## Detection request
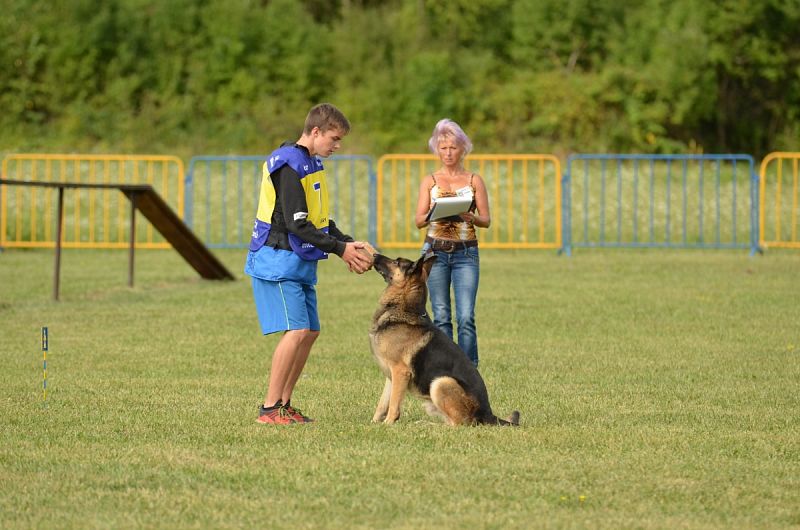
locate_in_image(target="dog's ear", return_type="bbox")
[410,253,426,273]
[410,251,436,278]
[420,251,436,281]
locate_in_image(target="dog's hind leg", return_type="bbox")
[422,399,447,422]
[489,411,521,426]
[430,377,479,426]
[372,378,392,423]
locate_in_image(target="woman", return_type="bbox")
[415,119,491,367]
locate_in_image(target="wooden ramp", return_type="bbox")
[121,185,234,280]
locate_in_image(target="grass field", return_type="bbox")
[1,247,799,529]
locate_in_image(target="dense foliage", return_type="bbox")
[2,0,798,158]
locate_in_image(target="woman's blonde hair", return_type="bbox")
[428,118,473,156]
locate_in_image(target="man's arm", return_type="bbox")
[273,166,347,256]
[274,166,371,272]
[328,219,353,243]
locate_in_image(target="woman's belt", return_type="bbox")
[425,236,478,252]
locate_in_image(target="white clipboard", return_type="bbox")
[425,196,475,222]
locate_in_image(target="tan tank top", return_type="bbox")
[426,174,477,241]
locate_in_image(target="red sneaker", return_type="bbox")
[256,405,297,425]
[284,404,314,423]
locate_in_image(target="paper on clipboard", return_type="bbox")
[425,195,475,222]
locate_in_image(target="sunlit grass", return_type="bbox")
[1,248,799,529]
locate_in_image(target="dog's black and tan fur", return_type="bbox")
[369,252,520,426]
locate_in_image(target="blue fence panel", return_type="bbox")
[562,154,759,255]
[184,155,377,249]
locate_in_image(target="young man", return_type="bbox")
[245,103,372,424]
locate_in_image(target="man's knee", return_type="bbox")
[298,329,320,343]
[285,328,319,343]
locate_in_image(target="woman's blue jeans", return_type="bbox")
[424,245,480,366]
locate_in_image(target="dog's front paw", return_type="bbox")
[382,411,400,425]
[372,413,387,423]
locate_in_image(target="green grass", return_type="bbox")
[1,247,799,529]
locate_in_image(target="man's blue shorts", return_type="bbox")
[251,276,320,335]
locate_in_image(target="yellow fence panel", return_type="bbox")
[760,152,800,249]
[1,154,184,249]
[376,154,561,249]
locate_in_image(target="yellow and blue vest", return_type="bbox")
[248,145,331,261]
[244,145,332,285]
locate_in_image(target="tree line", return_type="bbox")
[1,0,798,159]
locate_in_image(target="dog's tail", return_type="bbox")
[494,410,520,426]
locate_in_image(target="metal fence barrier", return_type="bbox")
[5,151,798,256]
[376,154,562,249]
[184,155,376,248]
[759,152,800,249]
[562,154,759,256]
[1,154,184,249]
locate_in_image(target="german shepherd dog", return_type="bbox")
[369,252,520,426]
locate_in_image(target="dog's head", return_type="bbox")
[373,251,436,284]
[372,252,436,311]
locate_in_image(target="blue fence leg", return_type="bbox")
[560,172,571,257]
[750,170,762,256]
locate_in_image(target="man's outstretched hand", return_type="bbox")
[341,241,377,274]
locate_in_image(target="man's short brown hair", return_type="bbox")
[304,103,351,135]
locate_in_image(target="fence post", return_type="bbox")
[368,158,377,246]
[184,163,195,231]
[561,169,572,256]
[750,167,761,255]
